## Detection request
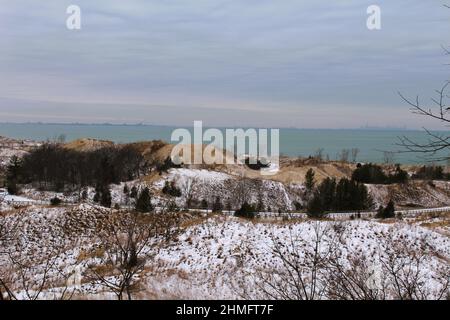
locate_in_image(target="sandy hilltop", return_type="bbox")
[1,136,449,209]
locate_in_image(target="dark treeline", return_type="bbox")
[412,165,450,180]
[307,177,373,216]
[352,163,408,184]
[8,143,148,192]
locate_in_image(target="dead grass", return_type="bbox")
[64,138,115,151]
[77,247,105,263]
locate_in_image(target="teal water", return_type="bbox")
[0,123,447,164]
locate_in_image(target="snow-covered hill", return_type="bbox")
[1,205,448,299]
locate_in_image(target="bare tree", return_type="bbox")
[4,251,75,300]
[397,7,450,161]
[0,215,76,300]
[327,250,388,300]
[86,211,180,300]
[242,222,449,300]
[250,222,338,300]
[380,235,449,300]
[181,177,198,210]
[383,151,395,164]
[314,148,324,161]
[327,232,449,300]
[351,148,360,163]
[398,82,450,161]
[0,213,16,300]
[339,149,350,163]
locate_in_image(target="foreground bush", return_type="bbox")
[235,202,256,219]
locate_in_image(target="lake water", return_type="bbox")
[0,123,447,164]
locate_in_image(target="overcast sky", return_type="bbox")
[0,0,449,128]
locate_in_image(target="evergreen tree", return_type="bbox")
[6,156,22,195]
[352,163,388,184]
[376,200,395,219]
[6,179,19,195]
[135,187,153,213]
[130,185,138,199]
[201,199,208,211]
[93,186,101,203]
[162,180,182,197]
[226,200,232,212]
[256,196,265,212]
[307,177,371,216]
[6,155,22,181]
[212,196,223,213]
[234,202,256,219]
[123,184,129,205]
[390,164,408,184]
[50,196,62,206]
[376,205,385,218]
[318,178,337,212]
[304,168,316,192]
[93,184,112,208]
[307,192,325,218]
[100,186,112,208]
[383,200,395,218]
[334,178,372,211]
[81,188,88,201]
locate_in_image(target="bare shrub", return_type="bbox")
[85,211,180,300]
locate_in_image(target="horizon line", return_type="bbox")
[0,121,424,131]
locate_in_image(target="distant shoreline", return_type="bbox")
[0,122,427,131]
[0,123,446,164]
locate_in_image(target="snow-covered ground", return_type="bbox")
[0,204,448,300]
[148,216,449,299]
[153,168,296,211]
[0,136,40,166]
[1,193,36,203]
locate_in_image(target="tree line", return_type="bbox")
[6,143,148,194]
[307,176,373,217]
[351,163,408,184]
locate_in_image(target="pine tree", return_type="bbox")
[226,200,232,212]
[93,184,112,208]
[6,155,22,181]
[305,168,316,192]
[100,186,112,208]
[234,202,256,219]
[6,156,22,195]
[383,200,395,218]
[201,199,208,211]
[376,201,395,219]
[256,196,265,212]
[6,179,19,195]
[123,184,129,205]
[135,187,153,213]
[212,196,223,213]
[130,186,138,199]
[376,205,384,218]
[80,188,87,200]
[93,186,101,203]
[162,180,181,197]
[307,193,324,218]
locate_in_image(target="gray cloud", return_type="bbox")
[0,0,448,128]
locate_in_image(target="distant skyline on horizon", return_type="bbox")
[1,1,449,129]
[0,121,433,132]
